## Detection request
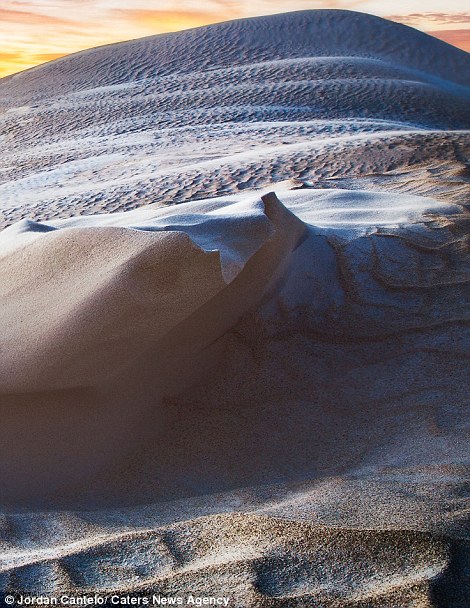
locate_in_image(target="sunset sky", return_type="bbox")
[1,1,469,78]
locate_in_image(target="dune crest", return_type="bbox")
[0,195,286,391]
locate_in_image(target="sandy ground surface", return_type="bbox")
[0,10,469,607]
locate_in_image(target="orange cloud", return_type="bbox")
[0,52,24,61]
[0,7,76,26]
[428,29,470,52]
[0,52,34,78]
[33,52,67,62]
[111,9,234,32]
[386,12,470,26]
[0,50,66,78]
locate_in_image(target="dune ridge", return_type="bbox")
[0,9,469,606]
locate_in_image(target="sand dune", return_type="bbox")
[0,9,469,606]
[0,11,469,227]
[0,195,286,391]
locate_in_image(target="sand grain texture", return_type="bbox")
[0,10,469,607]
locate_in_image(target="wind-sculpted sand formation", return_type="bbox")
[0,9,469,606]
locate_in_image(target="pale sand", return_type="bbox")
[0,9,469,606]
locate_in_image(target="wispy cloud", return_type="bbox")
[0,6,76,25]
[0,52,25,62]
[33,51,67,61]
[385,12,470,27]
[111,8,235,33]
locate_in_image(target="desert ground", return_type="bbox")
[0,10,469,607]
